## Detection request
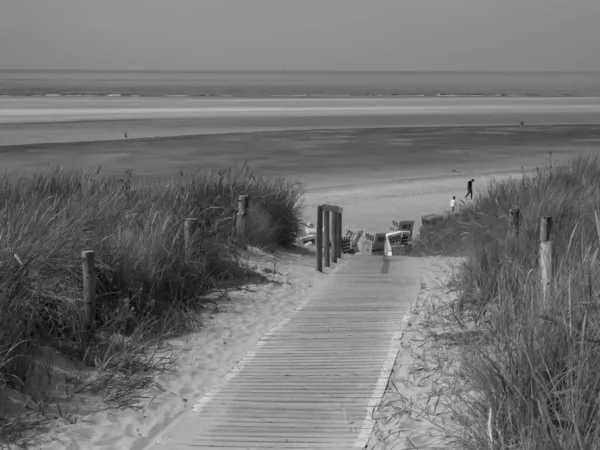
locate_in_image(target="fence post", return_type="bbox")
[337,211,343,259]
[324,210,331,268]
[236,195,249,249]
[509,208,520,236]
[540,216,553,301]
[81,250,96,333]
[316,205,323,272]
[184,218,195,262]
[332,212,338,264]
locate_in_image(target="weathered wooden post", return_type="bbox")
[184,218,195,262]
[509,208,520,236]
[324,210,331,268]
[540,216,553,301]
[337,211,343,259]
[81,250,96,333]
[236,195,249,249]
[332,212,338,264]
[316,205,323,272]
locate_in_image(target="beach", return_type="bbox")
[3,93,600,449]
[3,95,600,231]
[2,96,600,146]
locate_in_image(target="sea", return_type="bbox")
[1,70,600,98]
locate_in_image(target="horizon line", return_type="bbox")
[1,69,600,74]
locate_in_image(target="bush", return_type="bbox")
[418,154,600,449]
[0,164,304,440]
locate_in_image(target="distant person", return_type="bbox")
[125,132,128,139]
[450,196,456,213]
[520,120,525,127]
[465,179,474,199]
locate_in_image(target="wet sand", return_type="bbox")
[2,96,600,146]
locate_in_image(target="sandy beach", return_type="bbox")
[3,98,600,449]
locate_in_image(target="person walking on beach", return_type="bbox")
[124,132,128,139]
[450,196,456,213]
[465,179,474,199]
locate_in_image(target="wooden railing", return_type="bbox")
[316,204,343,272]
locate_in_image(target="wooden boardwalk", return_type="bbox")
[150,255,421,450]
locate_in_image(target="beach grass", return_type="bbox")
[417,153,600,449]
[0,163,304,443]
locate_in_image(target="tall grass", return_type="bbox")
[0,164,304,440]
[418,153,600,449]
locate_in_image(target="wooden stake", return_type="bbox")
[324,210,331,268]
[509,208,520,236]
[540,216,553,301]
[337,212,343,259]
[316,205,323,272]
[81,250,96,333]
[332,212,338,264]
[236,195,249,249]
[540,216,552,243]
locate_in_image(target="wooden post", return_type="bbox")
[316,205,323,272]
[337,212,343,259]
[236,195,249,249]
[324,210,331,268]
[540,216,553,301]
[184,218,194,262]
[332,212,338,264]
[540,216,552,242]
[81,250,96,333]
[509,208,520,236]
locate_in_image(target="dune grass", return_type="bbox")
[0,163,304,443]
[416,153,600,449]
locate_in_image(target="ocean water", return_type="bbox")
[1,70,600,98]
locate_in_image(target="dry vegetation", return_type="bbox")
[0,163,304,444]
[416,153,600,449]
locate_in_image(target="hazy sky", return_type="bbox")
[1,0,599,71]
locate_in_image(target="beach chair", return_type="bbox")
[343,228,364,253]
[350,229,364,253]
[391,219,415,240]
[361,229,376,255]
[385,230,411,256]
[341,237,352,254]
[371,232,388,255]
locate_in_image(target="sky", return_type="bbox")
[1,0,599,72]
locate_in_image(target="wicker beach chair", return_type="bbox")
[385,230,411,255]
[391,219,415,240]
[361,229,376,255]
